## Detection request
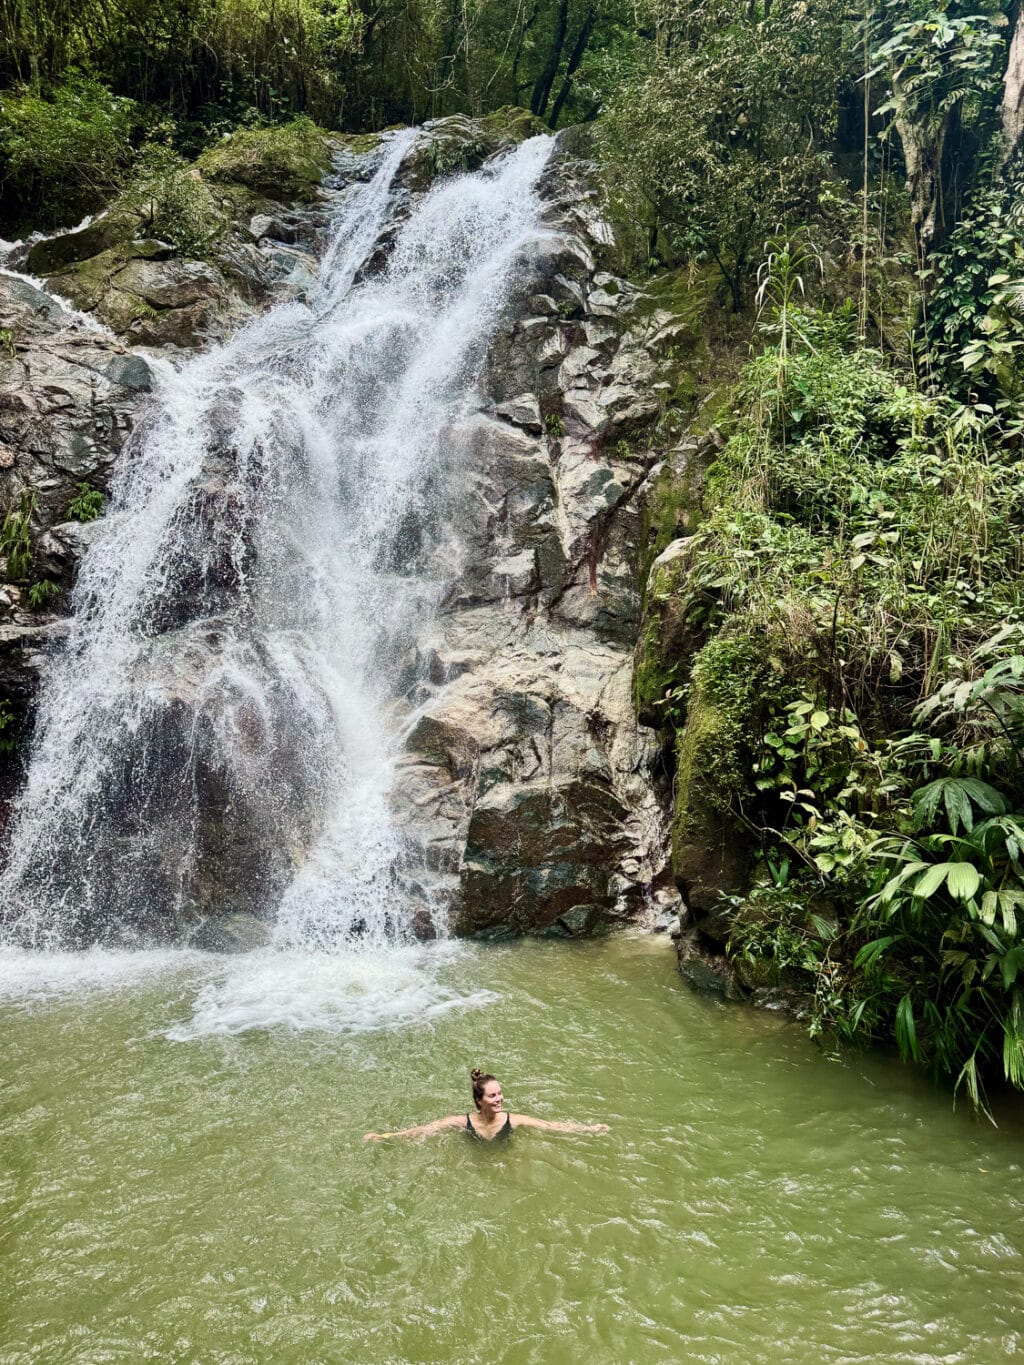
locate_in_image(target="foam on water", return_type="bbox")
[0,945,206,1007]
[164,944,500,1041]
[0,939,498,1040]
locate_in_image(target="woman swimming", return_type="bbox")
[363,1069,609,1142]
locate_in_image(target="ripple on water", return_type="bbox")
[3,937,1024,1365]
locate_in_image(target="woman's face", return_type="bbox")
[479,1081,503,1118]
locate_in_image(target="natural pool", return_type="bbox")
[2,934,1022,1363]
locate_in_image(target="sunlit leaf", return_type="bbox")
[946,862,982,901]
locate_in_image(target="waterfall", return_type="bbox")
[0,130,555,954]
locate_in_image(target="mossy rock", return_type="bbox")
[481,106,549,144]
[197,118,332,200]
[25,211,143,276]
[689,382,738,439]
[46,238,179,311]
[404,112,545,192]
[640,455,706,576]
[45,245,128,311]
[635,267,715,344]
[632,446,720,726]
[670,632,764,918]
[333,131,384,157]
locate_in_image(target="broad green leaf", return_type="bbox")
[946,862,982,901]
[953,1053,994,1122]
[944,781,972,834]
[854,936,895,968]
[809,914,837,941]
[913,862,952,899]
[958,779,1009,815]
[1002,950,1020,991]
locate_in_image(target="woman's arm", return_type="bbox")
[510,1115,609,1134]
[363,1115,465,1141]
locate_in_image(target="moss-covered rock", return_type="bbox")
[334,131,384,157]
[481,106,549,144]
[46,243,226,346]
[633,538,695,723]
[631,435,722,725]
[197,117,333,200]
[24,211,143,276]
[670,631,766,925]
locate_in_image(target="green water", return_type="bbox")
[2,934,1023,1364]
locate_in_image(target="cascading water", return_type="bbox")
[0,130,555,962]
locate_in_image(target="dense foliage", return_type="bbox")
[656,303,1024,1111]
[0,0,638,229]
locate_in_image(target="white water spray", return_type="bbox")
[0,130,554,957]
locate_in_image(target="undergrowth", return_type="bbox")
[657,284,1024,1115]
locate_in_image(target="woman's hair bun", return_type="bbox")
[470,1068,497,1108]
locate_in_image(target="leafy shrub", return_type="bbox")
[0,491,34,580]
[925,190,1024,407]
[0,699,19,755]
[0,74,137,228]
[856,773,1024,1115]
[115,144,226,257]
[26,578,61,611]
[650,270,1024,1104]
[66,482,105,523]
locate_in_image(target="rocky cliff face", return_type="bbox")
[0,116,692,943]
[390,140,688,938]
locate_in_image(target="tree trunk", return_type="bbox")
[530,0,569,119]
[548,4,597,128]
[1001,1,1024,166]
[892,106,948,252]
[511,1,541,105]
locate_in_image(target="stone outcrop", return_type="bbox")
[386,135,701,937]
[0,115,706,943]
[0,277,147,716]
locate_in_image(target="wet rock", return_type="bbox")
[0,273,146,665]
[192,911,273,953]
[675,930,743,999]
[104,354,153,392]
[23,213,143,276]
[35,520,103,586]
[0,616,69,699]
[249,213,302,243]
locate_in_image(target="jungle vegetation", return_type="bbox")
[2,0,1024,1110]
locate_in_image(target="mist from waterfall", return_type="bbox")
[0,130,554,956]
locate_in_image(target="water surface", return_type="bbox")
[2,935,1022,1363]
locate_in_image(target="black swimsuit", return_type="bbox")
[466,1113,512,1141]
